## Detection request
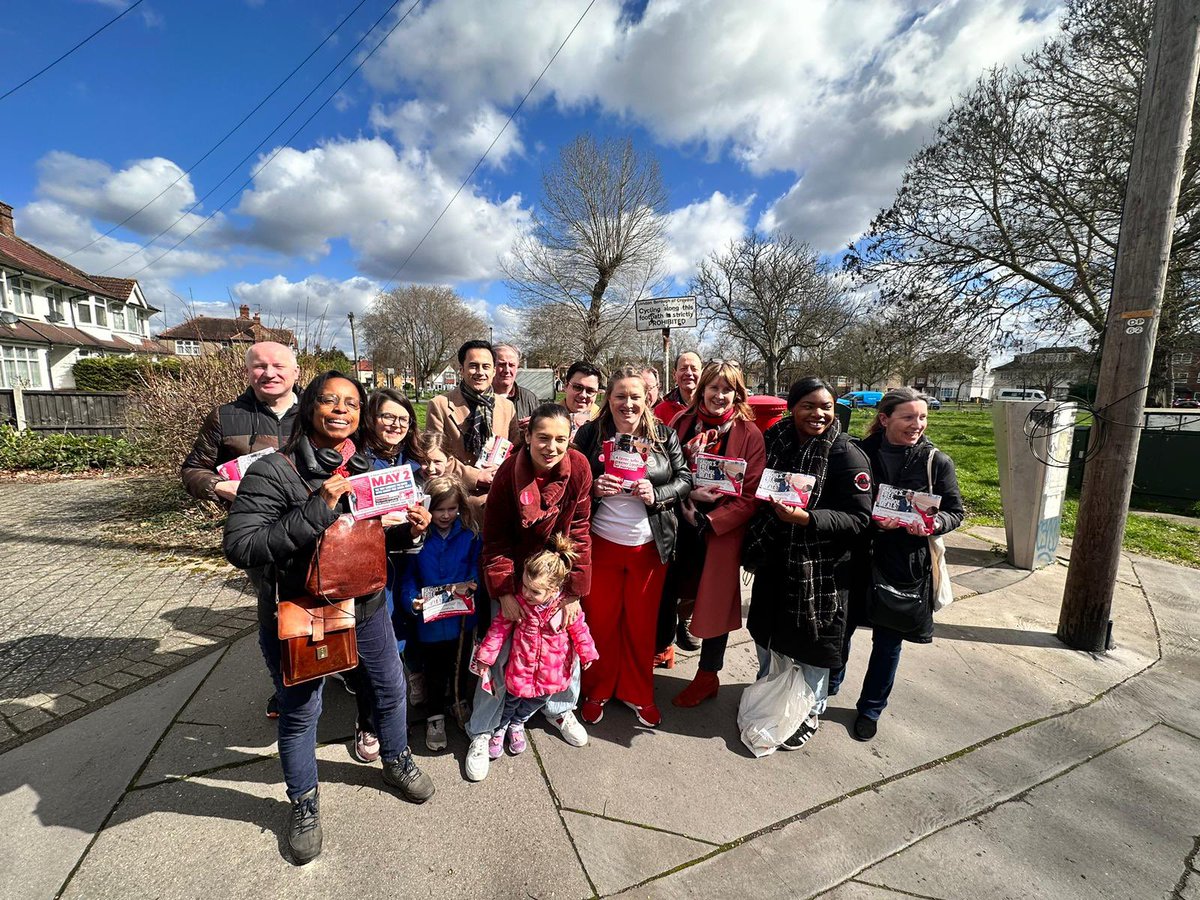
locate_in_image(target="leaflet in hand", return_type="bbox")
[475,435,512,468]
[603,434,652,491]
[872,484,941,528]
[347,465,421,520]
[216,446,275,481]
[694,452,747,496]
[755,468,816,508]
[420,582,476,622]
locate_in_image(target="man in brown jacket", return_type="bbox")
[425,340,518,503]
[181,341,301,504]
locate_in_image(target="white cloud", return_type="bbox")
[230,274,382,350]
[234,137,530,283]
[661,191,752,281]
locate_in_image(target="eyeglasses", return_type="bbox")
[377,413,409,426]
[315,394,361,410]
[568,381,599,396]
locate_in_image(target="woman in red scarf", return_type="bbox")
[669,361,766,707]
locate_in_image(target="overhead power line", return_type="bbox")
[119,0,424,278]
[0,0,149,103]
[65,0,374,260]
[377,0,598,294]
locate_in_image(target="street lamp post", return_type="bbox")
[347,312,359,375]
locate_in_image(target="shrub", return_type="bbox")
[72,356,182,391]
[0,424,147,472]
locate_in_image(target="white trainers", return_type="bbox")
[425,714,447,752]
[546,710,588,747]
[465,733,491,782]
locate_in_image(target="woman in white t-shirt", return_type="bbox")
[573,366,692,729]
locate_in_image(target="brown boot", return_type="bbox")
[672,670,719,707]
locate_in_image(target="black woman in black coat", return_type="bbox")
[224,371,434,865]
[829,387,964,743]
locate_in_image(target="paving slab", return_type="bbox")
[61,735,591,900]
[860,725,1200,900]
[0,650,219,900]
[561,810,714,896]
[815,882,921,899]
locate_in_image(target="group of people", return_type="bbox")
[181,339,963,865]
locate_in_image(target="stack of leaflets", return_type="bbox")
[755,468,816,508]
[603,434,652,491]
[419,582,476,622]
[475,435,512,467]
[347,464,421,520]
[694,452,748,496]
[216,446,275,481]
[872,484,941,528]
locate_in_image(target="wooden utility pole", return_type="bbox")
[1059,0,1200,651]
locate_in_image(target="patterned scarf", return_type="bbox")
[678,408,735,467]
[745,415,843,630]
[459,382,495,460]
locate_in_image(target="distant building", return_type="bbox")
[914,352,994,401]
[0,201,169,389]
[1170,346,1200,401]
[991,346,1095,399]
[156,305,295,357]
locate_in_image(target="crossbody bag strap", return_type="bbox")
[280,453,332,603]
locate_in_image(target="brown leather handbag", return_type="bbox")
[277,595,358,686]
[306,513,387,600]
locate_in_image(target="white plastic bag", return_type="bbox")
[737,650,816,758]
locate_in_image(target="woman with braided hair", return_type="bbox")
[742,377,873,751]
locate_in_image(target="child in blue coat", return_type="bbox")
[400,475,480,752]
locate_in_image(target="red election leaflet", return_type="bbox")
[694,452,747,496]
[347,464,421,520]
[419,582,476,622]
[603,434,650,491]
[872,484,941,529]
[216,447,275,481]
[755,468,816,508]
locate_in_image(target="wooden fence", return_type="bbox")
[0,388,128,436]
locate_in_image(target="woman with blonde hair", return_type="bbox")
[668,360,766,706]
[574,366,692,728]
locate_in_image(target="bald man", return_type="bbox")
[181,341,302,504]
[653,350,702,426]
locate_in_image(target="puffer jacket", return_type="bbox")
[400,519,480,644]
[474,595,599,698]
[574,419,692,564]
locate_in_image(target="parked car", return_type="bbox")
[836,390,883,408]
[925,396,942,410]
[995,388,1048,401]
[1172,398,1200,408]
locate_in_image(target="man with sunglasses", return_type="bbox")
[562,360,603,436]
[653,351,702,426]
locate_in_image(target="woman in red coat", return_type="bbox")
[670,360,766,707]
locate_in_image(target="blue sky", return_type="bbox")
[0,0,1061,352]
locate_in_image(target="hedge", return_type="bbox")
[0,424,147,472]
[72,356,182,391]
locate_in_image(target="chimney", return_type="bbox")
[253,312,261,324]
[238,303,250,319]
[0,202,14,239]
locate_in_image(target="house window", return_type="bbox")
[46,288,65,322]
[1175,370,1190,384]
[109,304,126,331]
[1173,352,1194,365]
[0,344,43,387]
[93,299,107,327]
[7,279,34,316]
[76,298,93,324]
[175,339,201,356]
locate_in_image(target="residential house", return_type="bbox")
[913,352,994,401]
[0,201,167,389]
[991,346,1095,399]
[1170,347,1200,401]
[156,305,294,357]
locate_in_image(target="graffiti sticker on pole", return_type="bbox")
[635,296,697,332]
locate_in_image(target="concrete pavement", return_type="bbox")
[2,526,1197,899]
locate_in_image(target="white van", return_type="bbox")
[995,388,1047,401]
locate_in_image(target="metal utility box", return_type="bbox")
[516,368,556,402]
[993,400,1077,569]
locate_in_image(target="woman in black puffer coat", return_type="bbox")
[830,387,964,743]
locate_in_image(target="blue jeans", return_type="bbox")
[259,606,408,800]
[828,621,905,722]
[500,694,549,729]
[754,644,829,724]
[467,601,579,739]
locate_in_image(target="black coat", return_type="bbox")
[574,419,692,564]
[223,440,387,627]
[745,428,873,669]
[851,432,965,643]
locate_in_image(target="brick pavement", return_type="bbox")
[0,477,257,748]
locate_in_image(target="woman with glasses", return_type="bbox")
[225,372,435,865]
[343,389,434,765]
[667,360,766,706]
[574,366,692,728]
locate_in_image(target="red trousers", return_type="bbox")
[581,535,668,707]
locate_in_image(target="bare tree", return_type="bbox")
[362,285,486,398]
[504,134,668,361]
[692,233,851,393]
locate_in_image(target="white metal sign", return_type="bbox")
[635,295,697,332]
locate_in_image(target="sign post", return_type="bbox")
[635,296,697,391]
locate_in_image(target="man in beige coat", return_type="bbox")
[425,340,518,502]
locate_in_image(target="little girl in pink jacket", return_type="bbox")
[474,535,598,757]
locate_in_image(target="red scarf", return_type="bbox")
[332,438,357,476]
